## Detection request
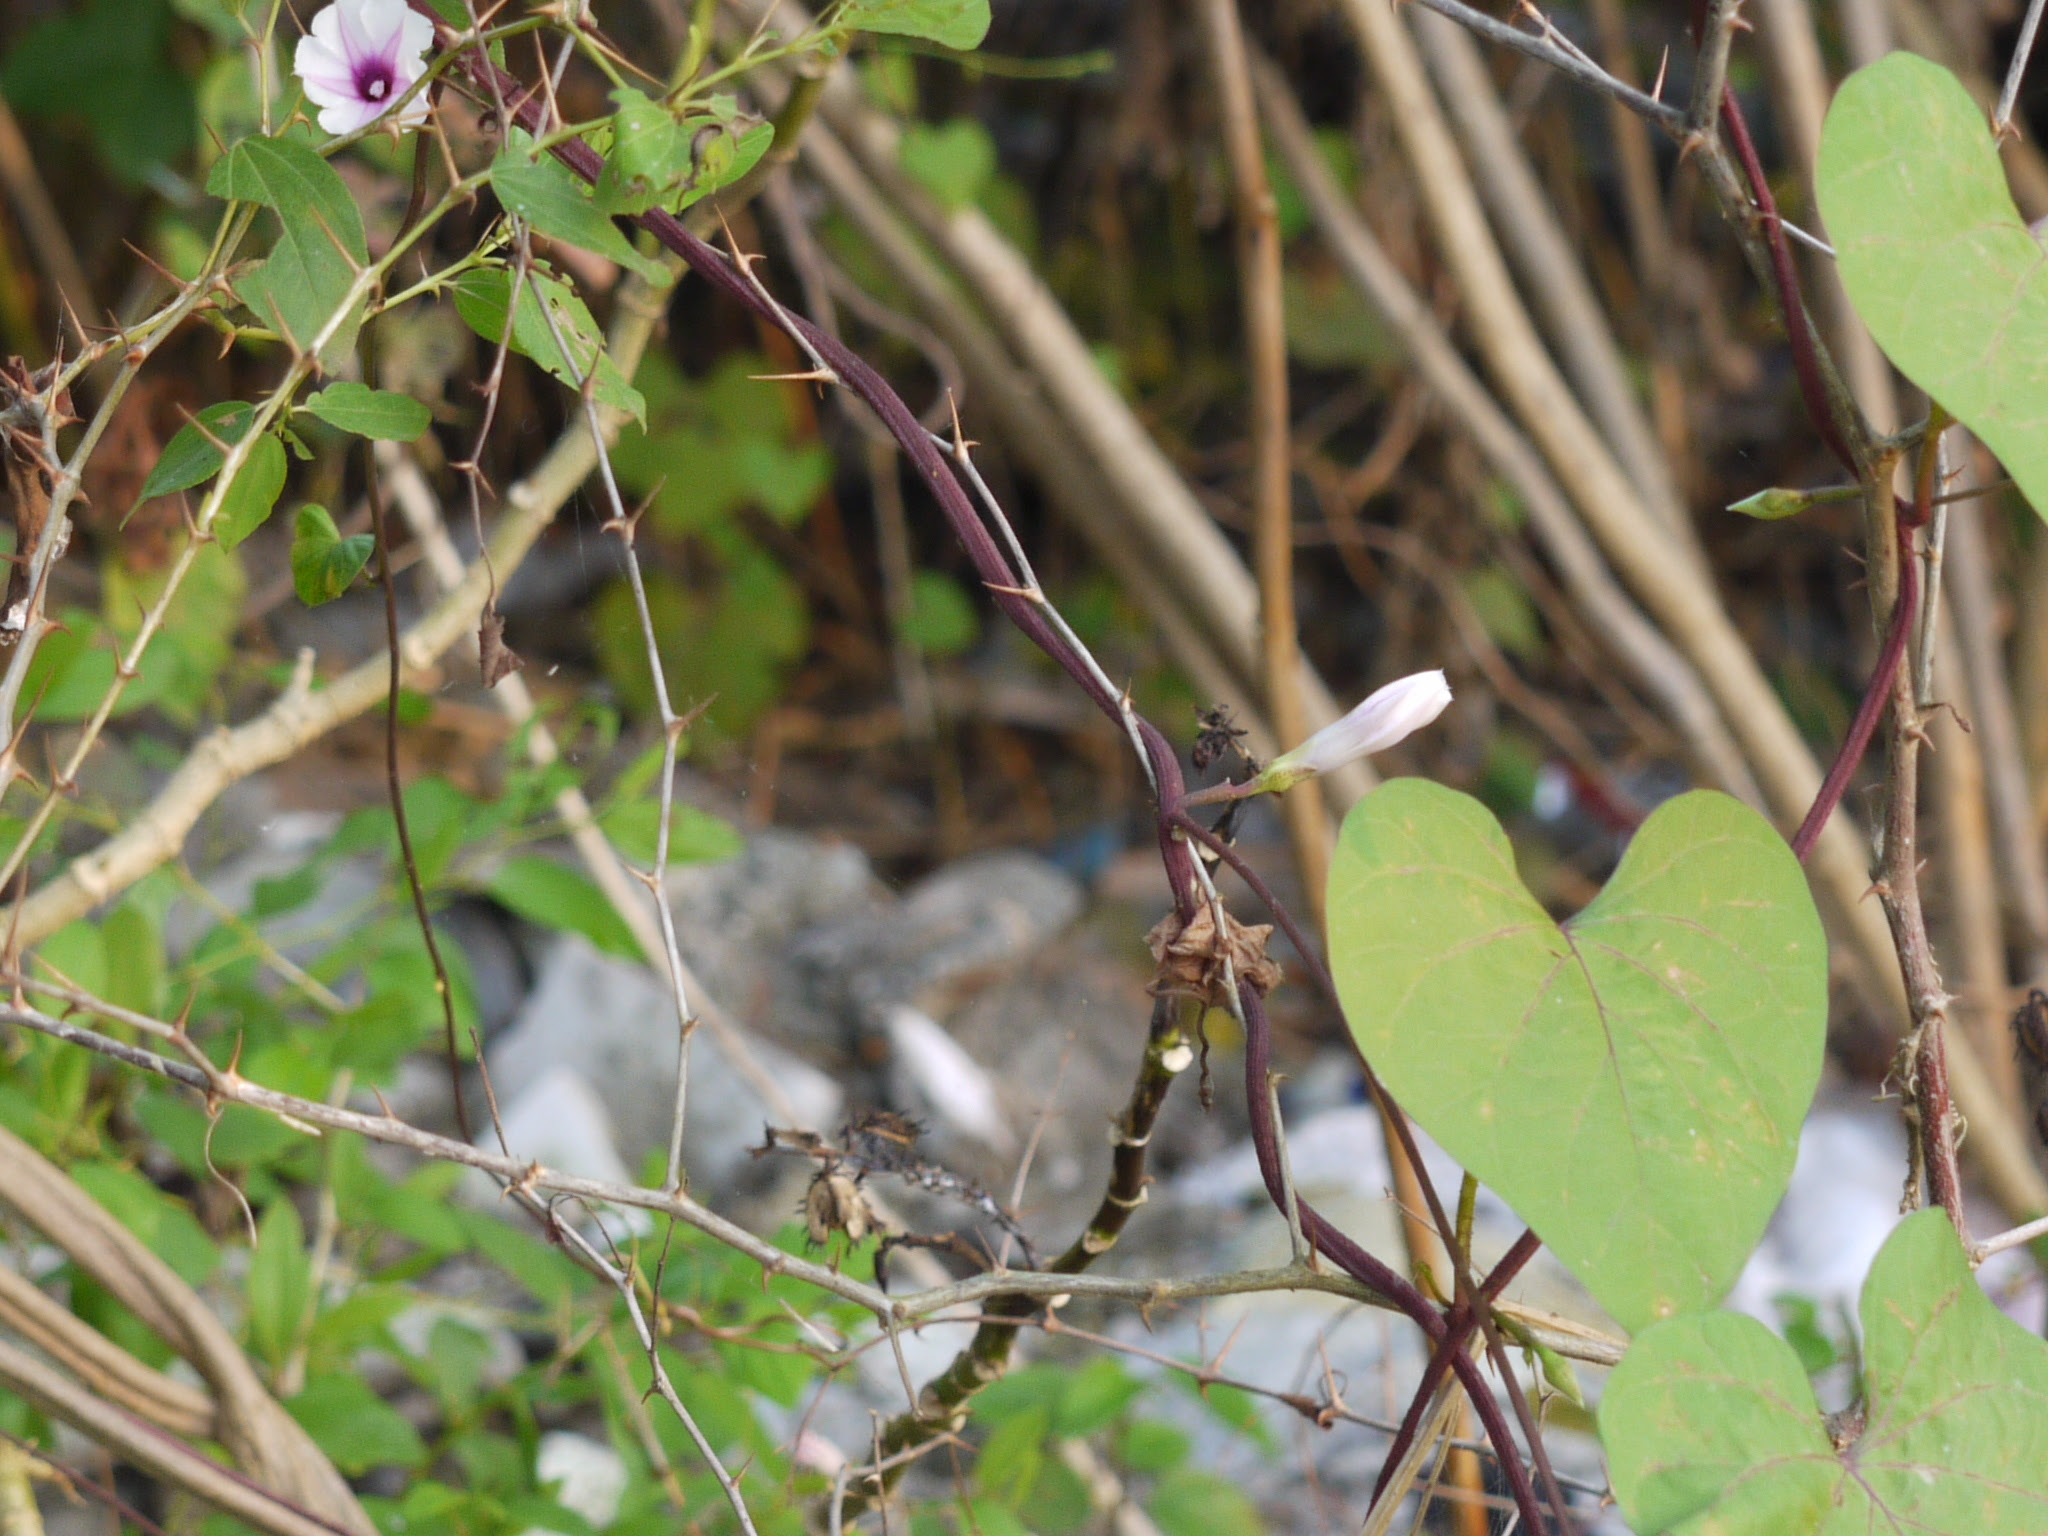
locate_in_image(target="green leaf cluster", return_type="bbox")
[1327,776,2048,1528]
[0,723,788,1525]
[591,90,773,218]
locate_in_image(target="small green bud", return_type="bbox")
[1727,486,1815,520]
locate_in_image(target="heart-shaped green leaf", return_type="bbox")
[1603,1209,2048,1532]
[1328,782,1826,1331]
[1819,53,2048,520]
[289,504,372,606]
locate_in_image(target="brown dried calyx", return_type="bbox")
[804,1167,873,1248]
[1145,901,1285,1007]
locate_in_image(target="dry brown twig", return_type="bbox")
[0,1123,371,1536]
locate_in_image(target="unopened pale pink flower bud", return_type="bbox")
[1255,670,1451,792]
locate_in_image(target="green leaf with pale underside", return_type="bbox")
[1328,782,1826,1331]
[1603,1209,2048,1533]
[1820,53,2048,521]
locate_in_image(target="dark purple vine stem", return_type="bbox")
[1789,538,1914,860]
[1164,816,1562,1521]
[1717,85,1914,869]
[427,25,1558,1532]
[1240,982,1552,1527]
[1170,805,1564,1512]
[1717,87,1856,478]
[1367,1228,1544,1504]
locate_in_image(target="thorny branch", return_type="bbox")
[1879,419,1967,1230]
[0,990,1616,1366]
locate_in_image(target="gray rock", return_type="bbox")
[883,1003,1015,1154]
[794,852,1086,1044]
[487,934,842,1197]
[532,1431,628,1530]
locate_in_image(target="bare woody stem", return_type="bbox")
[1878,424,1968,1230]
[1686,0,1747,145]
[1711,38,1964,1226]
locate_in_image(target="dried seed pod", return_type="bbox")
[1192,704,1249,772]
[1145,902,1285,1006]
[804,1168,871,1248]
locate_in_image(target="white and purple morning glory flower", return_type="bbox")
[294,0,435,136]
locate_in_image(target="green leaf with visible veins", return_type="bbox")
[1820,53,2048,521]
[138,401,255,501]
[452,266,645,426]
[491,133,668,281]
[1328,782,1826,1331]
[1603,1209,2048,1533]
[299,382,431,441]
[837,0,990,50]
[207,136,367,367]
